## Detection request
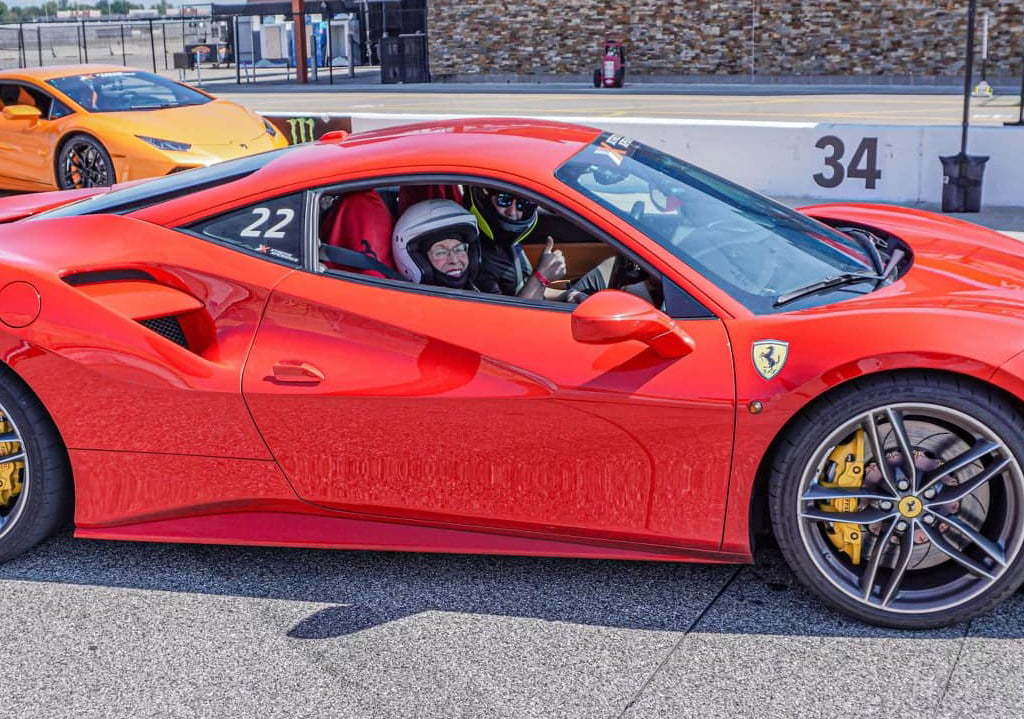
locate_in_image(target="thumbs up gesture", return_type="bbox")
[535,236,566,282]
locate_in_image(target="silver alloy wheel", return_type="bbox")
[0,406,28,541]
[796,403,1024,615]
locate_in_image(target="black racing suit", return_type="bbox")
[467,193,538,296]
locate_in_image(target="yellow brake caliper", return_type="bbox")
[820,430,865,565]
[0,418,23,509]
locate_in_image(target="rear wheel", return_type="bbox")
[769,373,1024,628]
[593,69,602,88]
[56,134,115,189]
[0,368,70,563]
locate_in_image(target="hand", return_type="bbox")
[535,236,566,281]
[565,289,588,304]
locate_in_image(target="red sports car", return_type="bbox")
[0,118,1021,629]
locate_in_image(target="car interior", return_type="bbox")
[0,83,63,119]
[316,181,656,301]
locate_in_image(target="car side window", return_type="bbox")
[186,192,304,266]
[49,98,73,119]
[0,84,53,117]
[316,181,713,318]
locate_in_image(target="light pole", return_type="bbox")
[1007,35,1024,126]
[958,0,977,157]
[750,1,756,80]
[940,0,988,213]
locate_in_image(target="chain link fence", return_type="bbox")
[0,20,188,73]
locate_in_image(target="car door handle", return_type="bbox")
[270,361,325,384]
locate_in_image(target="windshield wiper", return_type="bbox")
[774,271,883,307]
[879,248,906,281]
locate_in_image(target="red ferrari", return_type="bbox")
[0,118,1022,629]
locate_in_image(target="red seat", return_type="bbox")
[397,185,463,216]
[320,190,396,277]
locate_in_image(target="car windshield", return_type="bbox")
[47,70,210,113]
[555,133,878,314]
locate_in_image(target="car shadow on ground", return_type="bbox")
[3,532,1021,640]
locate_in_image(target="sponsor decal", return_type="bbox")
[286,117,316,144]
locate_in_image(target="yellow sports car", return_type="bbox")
[0,64,288,191]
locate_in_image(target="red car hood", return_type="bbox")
[801,202,1024,314]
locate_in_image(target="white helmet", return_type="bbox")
[392,199,480,288]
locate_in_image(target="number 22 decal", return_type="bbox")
[813,136,882,190]
[240,207,295,239]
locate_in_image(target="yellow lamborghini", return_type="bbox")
[0,64,288,191]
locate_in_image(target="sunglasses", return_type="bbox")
[493,193,537,213]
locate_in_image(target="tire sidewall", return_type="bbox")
[0,371,69,563]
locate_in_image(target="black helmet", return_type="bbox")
[469,186,538,239]
[392,199,480,289]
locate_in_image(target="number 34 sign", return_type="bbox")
[813,136,882,190]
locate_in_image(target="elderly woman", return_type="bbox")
[392,199,482,290]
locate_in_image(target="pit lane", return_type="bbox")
[3,534,1021,718]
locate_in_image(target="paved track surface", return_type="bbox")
[177,68,1024,126]
[215,87,1023,126]
[4,535,1023,718]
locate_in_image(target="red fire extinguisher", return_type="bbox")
[593,35,626,88]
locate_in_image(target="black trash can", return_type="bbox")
[939,153,989,213]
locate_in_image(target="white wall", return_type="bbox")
[343,113,1024,208]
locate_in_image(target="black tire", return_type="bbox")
[0,366,71,564]
[615,67,625,87]
[56,134,115,190]
[769,372,1024,628]
[593,69,602,88]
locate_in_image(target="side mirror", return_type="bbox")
[2,105,41,122]
[571,290,695,359]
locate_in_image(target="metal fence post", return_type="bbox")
[149,19,157,72]
[234,15,241,84]
[81,20,88,63]
[120,24,127,65]
[36,25,42,67]
[162,20,169,70]
[17,23,25,68]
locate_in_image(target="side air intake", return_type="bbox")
[138,315,189,348]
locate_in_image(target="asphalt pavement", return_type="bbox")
[162,66,1024,126]
[3,534,1023,718]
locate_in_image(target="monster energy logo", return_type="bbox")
[286,117,317,144]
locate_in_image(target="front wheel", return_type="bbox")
[56,134,115,189]
[593,69,602,88]
[770,373,1024,628]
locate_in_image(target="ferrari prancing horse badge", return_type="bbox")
[752,340,789,380]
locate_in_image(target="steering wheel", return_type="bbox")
[608,253,648,290]
[686,227,777,291]
[704,217,761,233]
[629,200,645,224]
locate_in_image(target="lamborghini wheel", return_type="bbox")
[0,367,70,564]
[770,373,1024,628]
[56,134,115,189]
